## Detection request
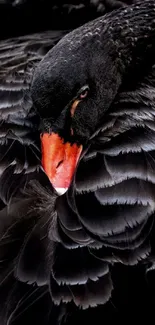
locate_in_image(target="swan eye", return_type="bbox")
[79,89,89,99]
[70,86,89,117]
[78,85,89,100]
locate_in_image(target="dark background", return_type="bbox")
[0,0,133,40]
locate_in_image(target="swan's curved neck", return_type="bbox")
[101,0,155,70]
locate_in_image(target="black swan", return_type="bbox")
[0,0,155,324]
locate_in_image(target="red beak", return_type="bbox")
[41,132,82,195]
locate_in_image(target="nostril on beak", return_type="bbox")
[56,160,64,169]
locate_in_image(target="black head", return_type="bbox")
[31,1,155,146]
[31,19,123,145]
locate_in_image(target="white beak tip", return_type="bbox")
[55,188,68,196]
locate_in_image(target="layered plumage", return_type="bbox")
[0,1,155,324]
